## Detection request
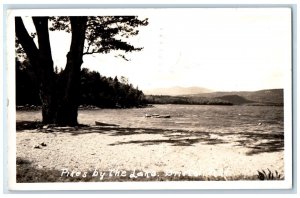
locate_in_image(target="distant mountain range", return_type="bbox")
[144,87,283,106]
[143,86,212,96]
[191,89,283,105]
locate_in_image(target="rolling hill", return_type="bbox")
[145,88,283,106]
[190,89,283,105]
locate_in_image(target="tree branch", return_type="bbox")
[15,17,40,76]
[84,40,93,55]
[83,51,130,61]
[32,17,54,64]
[83,51,97,55]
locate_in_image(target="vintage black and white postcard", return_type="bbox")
[6,7,293,191]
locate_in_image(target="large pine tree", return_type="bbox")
[15,16,148,126]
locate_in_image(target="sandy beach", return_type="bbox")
[16,112,284,182]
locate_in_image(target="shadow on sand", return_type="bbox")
[16,121,284,156]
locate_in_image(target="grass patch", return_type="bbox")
[257,169,283,180]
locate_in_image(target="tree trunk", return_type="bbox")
[16,16,88,126]
[16,17,57,124]
[32,17,57,124]
[56,17,88,126]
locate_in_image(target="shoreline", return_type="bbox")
[16,102,283,112]
[16,104,154,111]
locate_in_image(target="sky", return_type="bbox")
[21,8,291,92]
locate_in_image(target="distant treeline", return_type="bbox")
[79,68,146,108]
[145,95,233,105]
[16,60,146,108]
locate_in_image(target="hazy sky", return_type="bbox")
[22,8,291,92]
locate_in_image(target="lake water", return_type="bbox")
[16,104,283,134]
[80,104,283,134]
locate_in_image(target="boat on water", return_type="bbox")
[145,114,171,118]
